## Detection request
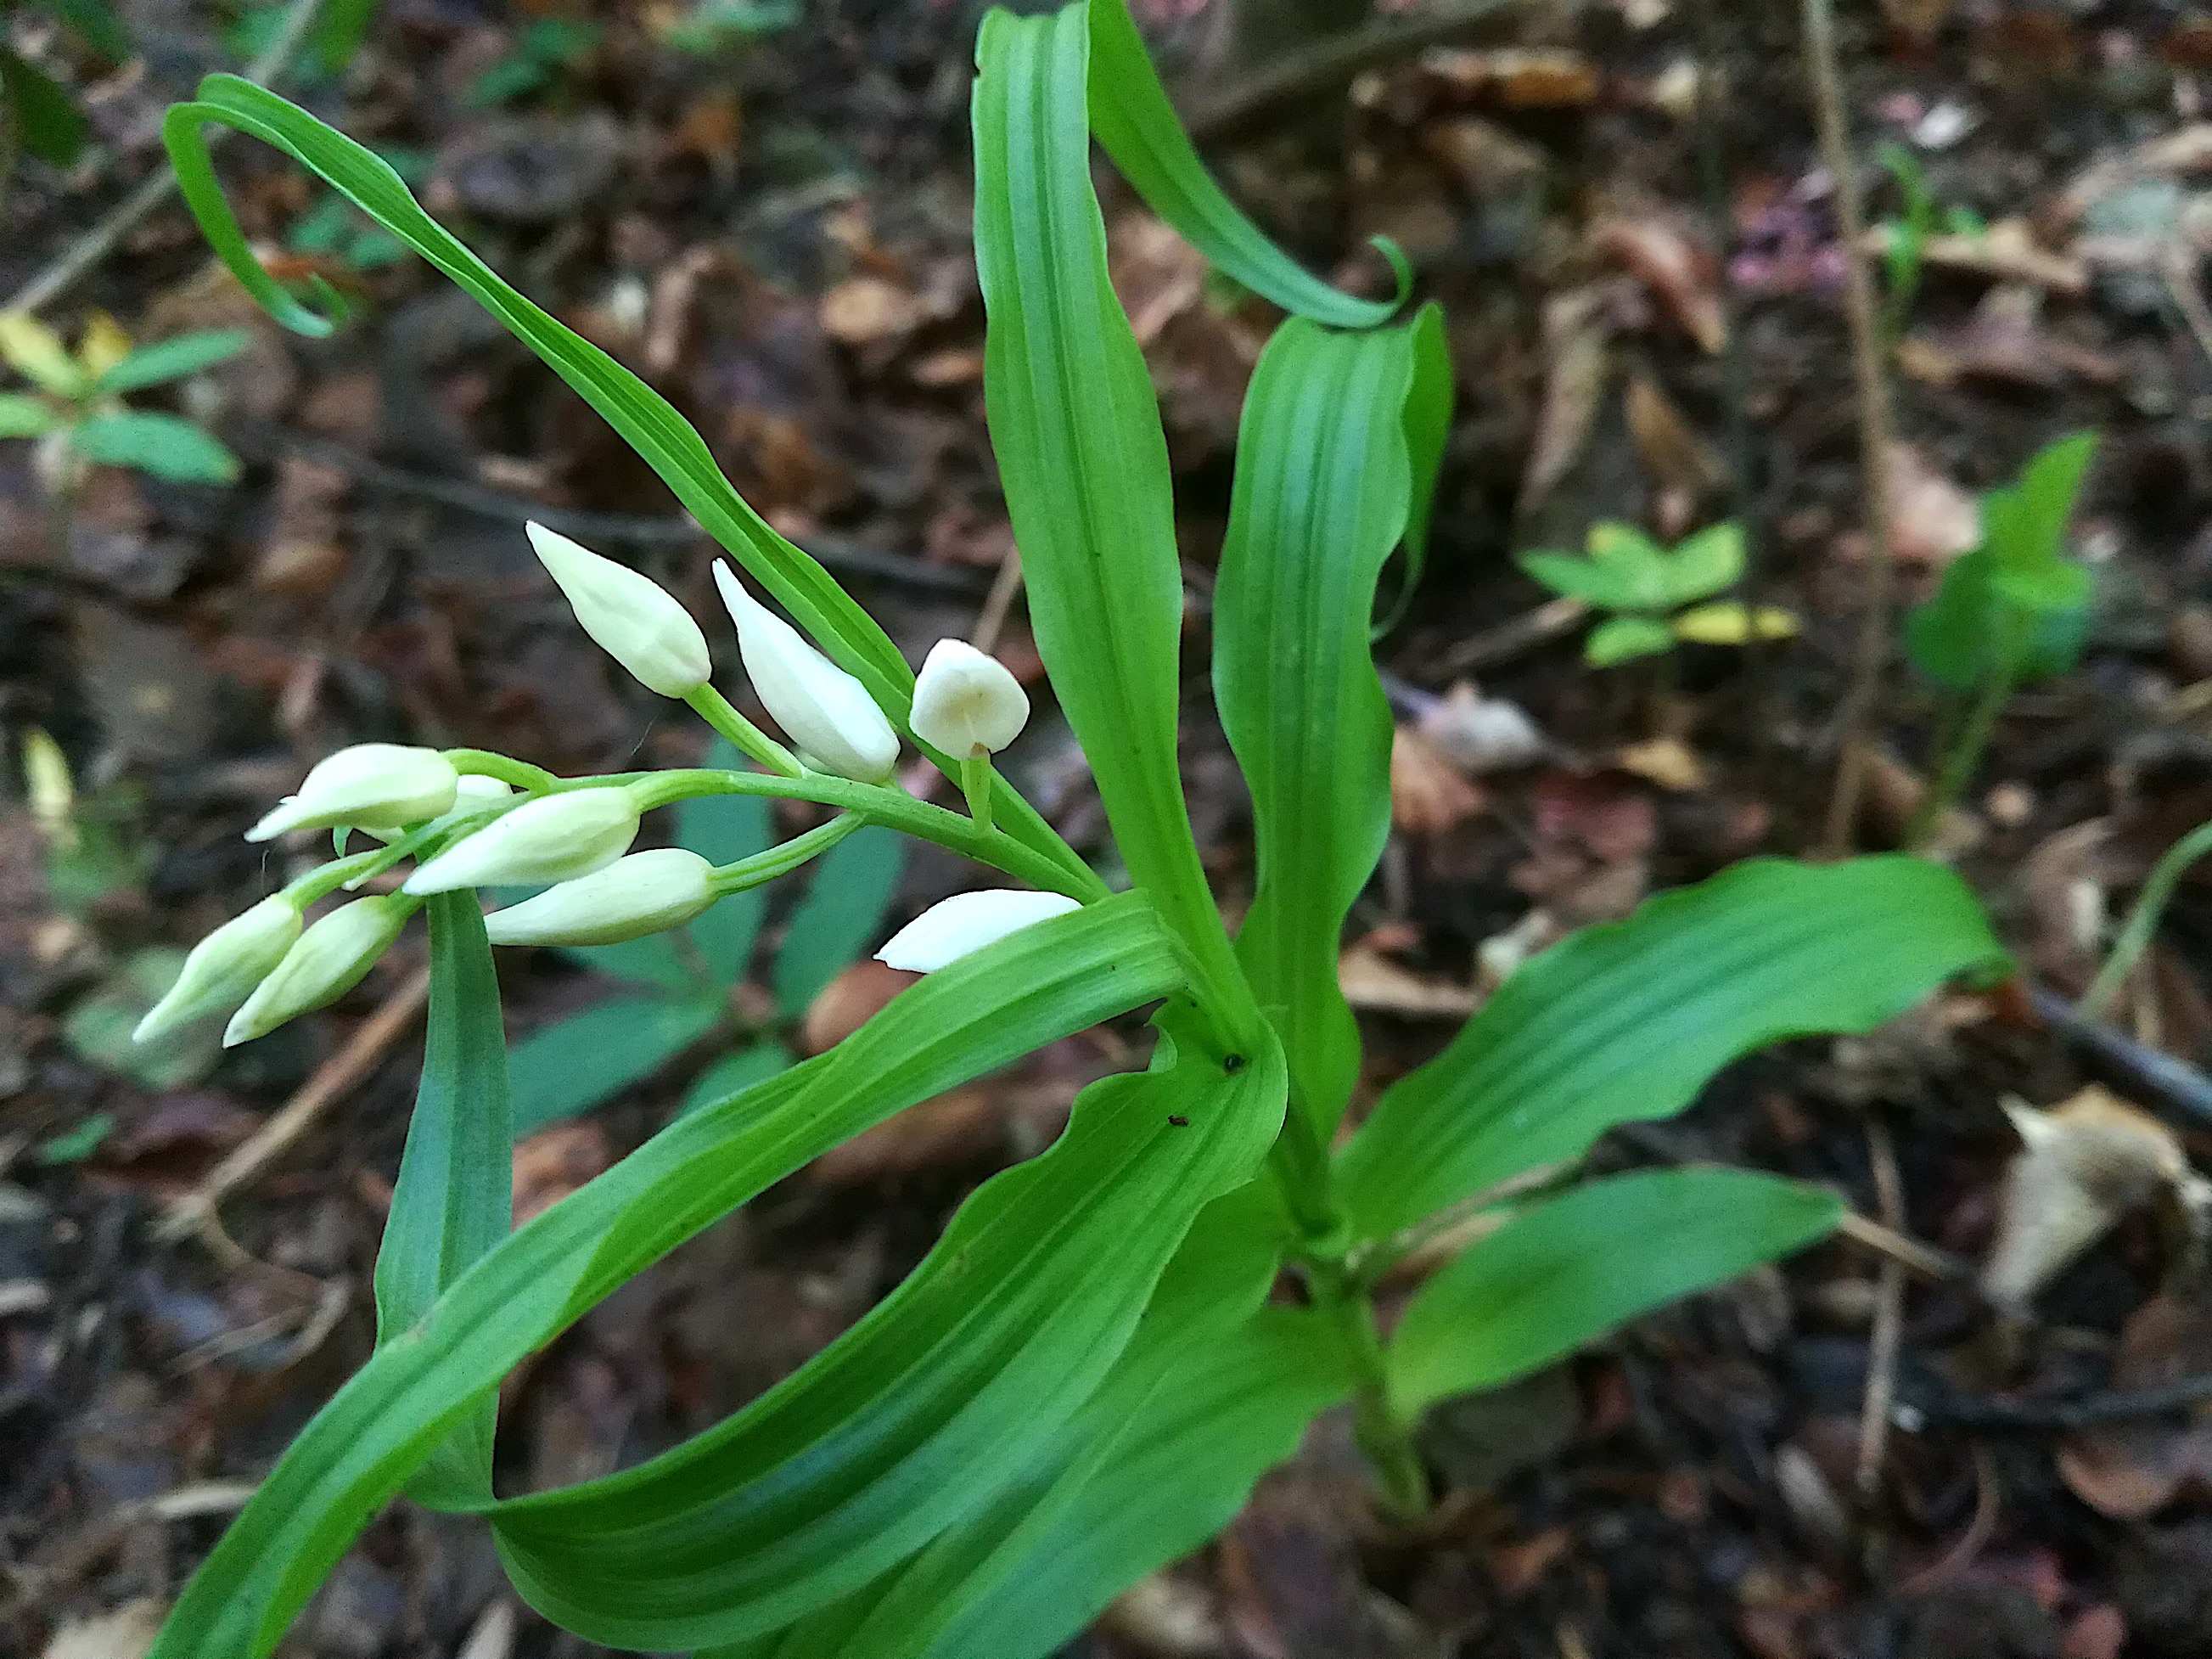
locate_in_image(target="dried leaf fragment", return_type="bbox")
[1980,1086,2189,1312]
[1390,727,1487,835]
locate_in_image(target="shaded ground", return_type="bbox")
[5,0,2212,1655]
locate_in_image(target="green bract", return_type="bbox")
[146,6,2010,1656]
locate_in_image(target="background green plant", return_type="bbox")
[142,5,2008,1655]
[1906,430,2097,846]
[0,312,249,485]
[1517,519,1793,665]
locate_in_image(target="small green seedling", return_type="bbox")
[0,311,248,487]
[1518,520,1794,666]
[1905,430,2097,846]
[660,0,803,55]
[1876,143,1988,343]
[503,737,906,1137]
[466,19,603,108]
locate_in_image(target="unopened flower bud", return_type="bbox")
[714,562,899,783]
[527,521,712,697]
[485,848,716,947]
[910,638,1028,757]
[246,744,459,842]
[876,889,1082,973]
[403,787,640,895]
[365,773,516,843]
[224,894,412,1045]
[133,895,300,1043]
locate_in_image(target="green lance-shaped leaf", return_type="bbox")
[146,895,1186,1659]
[762,1187,1350,1659]
[1335,858,2006,1242]
[95,327,254,393]
[507,992,724,1137]
[71,411,242,484]
[158,76,1088,896]
[373,893,511,1503]
[677,736,773,983]
[973,4,1249,1019]
[1081,0,1405,327]
[1213,310,1449,1135]
[1385,1167,1842,1417]
[484,1024,1286,1650]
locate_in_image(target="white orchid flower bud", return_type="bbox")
[526,522,713,697]
[910,638,1029,757]
[133,895,301,1044]
[364,773,516,843]
[224,894,412,1046]
[876,889,1082,973]
[246,744,459,842]
[713,562,899,784]
[402,787,640,895]
[484,848,716,947]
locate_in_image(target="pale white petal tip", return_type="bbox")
[402,787,640,895]
[242,744,458,843]
[483,848,715,947]
[714,561,901,784]
[531,522,711,697]
[910,638,1029,757]
[875,889,1082,973]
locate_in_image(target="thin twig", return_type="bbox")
[1905,1369,2212,1430]
[1834,1210,1973,1285]
[6,0,328,315]
[242,427,991,595]
[1855,1117,1907,1497]
[971,548,1026,655]
[154,964,431,1248]
[1437,595,1589,676]
[1897,1442,2000,1594]
[1182,0,1524,140]
[2029,983,2212,1128]
[1800,0,1900,855]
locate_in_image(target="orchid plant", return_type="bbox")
[139,4,2007,1656]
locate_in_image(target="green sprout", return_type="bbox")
[1905,431,2097,848]
[1517,520,1795,666]
[0,311,249,488]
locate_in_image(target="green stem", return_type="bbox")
[1307,1255,1429,1518]
[630,768,1107,903]
[441,749,555,792]
[682,685,805,778]
[958,751,996,833]
[710,812,863,894]
[2082,818,2212,1017]
[1906,665,2013,853]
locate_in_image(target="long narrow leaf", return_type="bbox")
[1386,1168,1842,1415]
[373,893,511,1503]
[1214,311,1445,1134]
[148,895,1185,1659]
[1083,0,1404,327]
[159,78,1088,893]
[1335,858,2006,1241]
[486,1029,1287,1648]
[973,6,1248,1015]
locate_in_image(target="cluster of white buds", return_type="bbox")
[134,526,1072,1049]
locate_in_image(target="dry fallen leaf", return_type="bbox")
[1420,46,1602,106]
[801,958,917,1055]
[512,1120,614,1229]
[1339,941,1479,1019]
[2058,1293,2212,1517]
[1614,736,1710,791]
[1625,371,1725,528]
[41,1599,165,1659]
[818,276,931,346]
[1981,1086,2190,1313]
[1415,682,1547,775]
[1593,212,1726,352]
[1390,727,1487,835]
[1519,284,1613,512]
[1862,219,2089,295]
[1886,442,1983,570]
[811,1084,1008,1185]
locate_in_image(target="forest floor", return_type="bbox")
[5,0,2212,1655]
